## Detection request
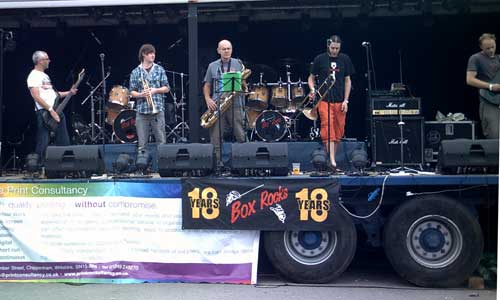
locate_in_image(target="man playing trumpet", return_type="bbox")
[130,43,170,150]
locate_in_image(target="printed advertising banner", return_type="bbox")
[182,178,341,230]
[0,182,259,284]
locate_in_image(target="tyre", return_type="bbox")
[263,209,357,283]
[384,195,483,287]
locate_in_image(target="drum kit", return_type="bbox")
[245,64,312,142]
[74,58,316,145]
[106,85,138,143]
[76,70,189,145]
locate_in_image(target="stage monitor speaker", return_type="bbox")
[438,139,499,174]
[231,142,288,176]
[372,117,424,166]
[45,145,104,178]
[157,143,215,177]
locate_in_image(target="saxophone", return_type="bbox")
[200,62,251,128]
[141,76,159,114]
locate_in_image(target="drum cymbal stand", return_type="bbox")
[81,71,111,143]
[285,65,301,140]
[285,64,293,109]
[166,70,189,143]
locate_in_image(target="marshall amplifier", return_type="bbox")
[424,121,476,162]
[372,117,424,166]
[371,97,421,116]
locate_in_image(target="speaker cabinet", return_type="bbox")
[438,139,499,174]
[157,143,215,177]
[45,145,104,178]
[372,117,424,166]
[231,142,289,176]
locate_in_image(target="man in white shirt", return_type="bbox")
[27,50,77,162]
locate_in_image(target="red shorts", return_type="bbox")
[317,101,346,143]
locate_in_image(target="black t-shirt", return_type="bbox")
[310,52,355,103]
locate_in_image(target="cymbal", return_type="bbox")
[278,57,300,66]
[245,62,275,73]
[246,63,278,82]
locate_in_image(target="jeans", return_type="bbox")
[135,111,166,150]
[209,102,246,161]
[479,99,500,139]
[35,110,70,163]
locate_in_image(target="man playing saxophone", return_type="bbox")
[203,39,247,161]
[129,43,170,150]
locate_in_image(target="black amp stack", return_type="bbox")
[369,93,424,167]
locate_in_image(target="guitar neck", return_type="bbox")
[54,69,85,114]
[55,92,73,114]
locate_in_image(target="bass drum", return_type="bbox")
[255,110,288,142]
[113,109,137,143]
[246,109,261,129]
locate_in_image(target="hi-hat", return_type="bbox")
[245,63,278,82]
[279,57,299,66]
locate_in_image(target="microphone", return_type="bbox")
[361,41,370,47]
[90,32,102,45]
[100,53,105,60]
[168,38,182,50]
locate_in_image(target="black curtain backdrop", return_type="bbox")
[2,12,499,164]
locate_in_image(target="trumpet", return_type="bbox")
[141,76,159,114]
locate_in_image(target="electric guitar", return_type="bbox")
[42,69,85,132]
[479,69,500,105]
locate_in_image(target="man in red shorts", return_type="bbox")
[308,35,355,170]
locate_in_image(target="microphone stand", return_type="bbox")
[390,108,419,174]
[214,73,239,174]
[215,77,224,174]
[99,53,107,140]
[364,43,376,167]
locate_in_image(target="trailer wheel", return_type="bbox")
[384,195,483,287]
[263,211,356,283]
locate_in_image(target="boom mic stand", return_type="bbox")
[363,42,376,167]
[99,53,107,132]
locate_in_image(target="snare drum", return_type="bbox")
[247,85,269,110]
[255,110,288,142]
[108,85,130,110]
[113,109,137,143]
[271,85,288,108]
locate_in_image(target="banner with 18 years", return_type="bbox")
[182,178,342,230]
